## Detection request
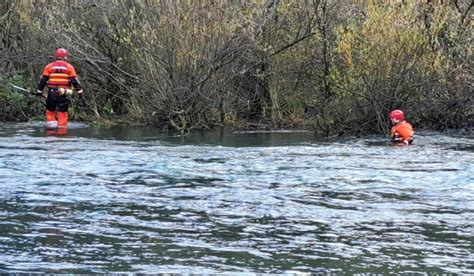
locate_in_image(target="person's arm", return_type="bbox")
[36,64,50,95]
[70,77,83,95]
[67,63,83,95]
[37,76,48,92]
[35,75,48,96]
[391,135,401,144]
[390,126,400,143]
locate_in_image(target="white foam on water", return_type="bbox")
[46,121,58,129]
[20,120,89,129]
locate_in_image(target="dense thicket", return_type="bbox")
[0,0,472,134]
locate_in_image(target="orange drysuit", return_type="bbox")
[390,121,414,145]
[38,60,81,128]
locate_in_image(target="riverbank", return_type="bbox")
[62,114,474,138]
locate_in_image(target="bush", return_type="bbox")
[0,74,43,121]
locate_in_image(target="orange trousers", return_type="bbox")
[46,111,68,127]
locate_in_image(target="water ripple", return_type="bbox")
[0,123,473,273]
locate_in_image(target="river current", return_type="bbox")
[0,122,473,273]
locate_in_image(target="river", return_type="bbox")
[0,122,473,273]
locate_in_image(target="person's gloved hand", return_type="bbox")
[76,89,83,97]
[34,90,44,97]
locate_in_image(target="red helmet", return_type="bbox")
[55,48,68,59]
[390,109,405,122]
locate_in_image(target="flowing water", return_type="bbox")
[0,122,473,274]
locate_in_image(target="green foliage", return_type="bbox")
[0,0,471,133]
[0,74,42,121]
[330,1,430,132]
[328,0,472,133]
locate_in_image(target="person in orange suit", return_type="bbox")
[35,48,83,130]
[389,109,414,145]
